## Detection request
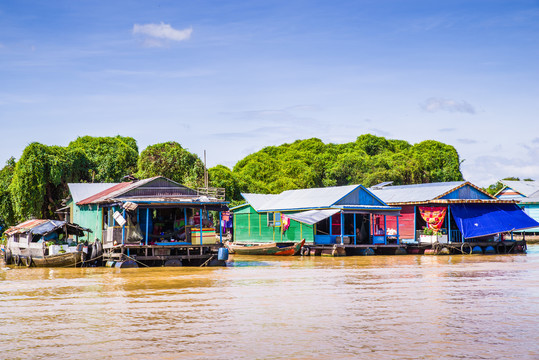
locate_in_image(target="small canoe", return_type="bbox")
[225,239,305,256]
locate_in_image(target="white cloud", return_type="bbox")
[132,22,192,47]
[457,138,478,144]
[462,145,539,186]
[439,128,456,132]
[421,97,476,114]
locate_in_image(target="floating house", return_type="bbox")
[370,181,539,246]
[495,180,539,234]
[232,185,400,247]
[64,176,229,266]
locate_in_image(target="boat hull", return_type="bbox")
[23,252,82,267]
[225,239,305,256]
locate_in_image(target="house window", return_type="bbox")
[267,212,281,227]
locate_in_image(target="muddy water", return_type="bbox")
[1,246,539,360]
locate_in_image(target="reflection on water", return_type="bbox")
[1,246,539,359]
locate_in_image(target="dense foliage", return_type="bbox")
[137,142,205,188]
[208,165,242,202]
[68,136,139,182]
[0,157,16,231]
[214,135,463,200]
[0,134,464,232]
[0,136,139,227]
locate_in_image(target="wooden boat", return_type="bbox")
[225,239,305,255]
[4,219,93,268]
[19,251,82,267]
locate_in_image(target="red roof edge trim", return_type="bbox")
[77,182,133,205]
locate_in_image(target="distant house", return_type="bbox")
[65,176,228,248]
[232,185,400,245]
[370,181,539,243]
[496,180,539,233]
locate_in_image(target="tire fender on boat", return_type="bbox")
[26,255,32,267]
[5,249,12,265]
[461,242,472,255]
[14,255,20,266]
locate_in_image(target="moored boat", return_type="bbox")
[225,239,305,255]
[3,219,93,267]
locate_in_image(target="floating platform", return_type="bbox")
[301,240,527,257]
[102,243,228,267]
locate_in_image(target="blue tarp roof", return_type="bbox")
[450,203,539,239]
[30,220,68,235]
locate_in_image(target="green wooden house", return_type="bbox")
[231,185,400,245]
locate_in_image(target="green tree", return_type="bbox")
[409,140,463,183]
[8,143,90,222]
[68,136,139,182]
[231,135,463,194]
[137,141,204,188]
[208,165,242,201]
[0,157,16,232]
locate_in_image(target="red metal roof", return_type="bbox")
[77,182,133,205]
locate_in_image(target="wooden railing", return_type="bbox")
[197,187,226,201]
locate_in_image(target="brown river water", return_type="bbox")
[1,245,539,360]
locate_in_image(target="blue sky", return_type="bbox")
[1,0,538,186]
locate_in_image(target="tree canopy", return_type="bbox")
[137,141,204,188]
[211,135,463,201]
[0,157,16,231]
[68,136,139,182]
[1,136,139,227]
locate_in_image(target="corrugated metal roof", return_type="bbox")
[286,209,341,225]
[520,190,539,204]
[241,193,279,211]
[75,177,227,206]
[68,183,119,204]
[501,180,539,198]
[77,182,133,205]
[5,219,91,236]
[370,181,467,204]
[242,184,365,212]
[5,219,48,235]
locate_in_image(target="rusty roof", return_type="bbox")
[4,219,49,235]
[5,219,91,236]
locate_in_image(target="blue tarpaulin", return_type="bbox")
[450,203,539,239]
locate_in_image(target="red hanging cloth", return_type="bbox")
[419,206,447,232]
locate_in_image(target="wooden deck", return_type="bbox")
[103,243,226,266]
